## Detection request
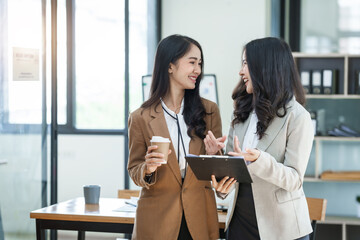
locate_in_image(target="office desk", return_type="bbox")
[30,197,226,240]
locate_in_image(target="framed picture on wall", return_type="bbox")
[199,74,218,104]
[142,74,219,104]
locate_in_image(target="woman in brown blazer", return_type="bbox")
[127,34,223,240]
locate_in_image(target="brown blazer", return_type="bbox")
[128,98,222,240]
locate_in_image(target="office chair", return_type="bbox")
[118,189,140,199]
[306,197,327,240]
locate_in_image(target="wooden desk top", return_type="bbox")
[30,198,136,224]
[30,197,227,228]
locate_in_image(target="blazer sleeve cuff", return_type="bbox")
[139,163,157,189]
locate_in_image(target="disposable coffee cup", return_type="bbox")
[150,136,171,164]
[83,185,101,204]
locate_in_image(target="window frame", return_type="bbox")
[271,0,301,51]
[0,0,161,192]
[59,0,161,135]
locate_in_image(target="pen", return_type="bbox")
[125,201,137,207]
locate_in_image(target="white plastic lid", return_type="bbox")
[150,136,171,143]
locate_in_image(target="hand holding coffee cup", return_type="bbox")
[145,136,171,174]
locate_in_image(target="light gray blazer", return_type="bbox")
[224,98,314,240]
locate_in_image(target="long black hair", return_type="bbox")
[232,37,305,139]
[141,34,207,139]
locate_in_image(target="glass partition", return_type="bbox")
[0,0,49,239]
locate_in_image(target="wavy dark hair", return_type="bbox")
[141,34,207,139]
[232,37,305,139]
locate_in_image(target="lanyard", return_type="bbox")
[162,106,188,177]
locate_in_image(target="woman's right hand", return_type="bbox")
[204,130,227,155]
[211,175,236,194]
[145,145,171,174]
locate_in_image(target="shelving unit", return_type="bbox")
[310,136,360,180]
[307,95,360,99]
[316,216,360,240]
[293,53,360,96]
[293,53,360,240]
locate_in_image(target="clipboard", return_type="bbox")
[185,154,252,183]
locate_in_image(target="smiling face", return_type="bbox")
[168,44,202,90]
[239,50,253,94]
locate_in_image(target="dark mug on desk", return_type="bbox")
[83,185,101,204]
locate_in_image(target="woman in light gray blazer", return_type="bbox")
[205,37,314,240]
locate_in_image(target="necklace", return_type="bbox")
[161,97,182,114]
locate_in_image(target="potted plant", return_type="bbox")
[357,196,360,218]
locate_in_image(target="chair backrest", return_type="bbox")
[118,189,140,199]
[306,197,327,221]
[306,197,327,240]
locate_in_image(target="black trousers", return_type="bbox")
[178,211,192,240]
[227,183,260,240]
[227,183,310,240]
[178,178,192,240]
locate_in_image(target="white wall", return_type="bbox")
[162,0,269,134]
[58,135,125,202]
[0,134,125,235]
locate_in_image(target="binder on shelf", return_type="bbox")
[322,69,338,94]
[300,71,311,94]
[339,124,360,137]
[311,70,322,94]
[327,124,360,137]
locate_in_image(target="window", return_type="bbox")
[129,0,158,113]
[3,0,43,124]
[1,0,159,132]
[58,0,159,132]
[75,0,125,129]
[301,0,360,53]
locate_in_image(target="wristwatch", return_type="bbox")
[144,172,154,182]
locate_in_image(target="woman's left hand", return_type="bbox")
[227,136,260,162]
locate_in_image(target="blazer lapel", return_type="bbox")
[234,117,251,150]
[183,134,203,186]
[256,99,294,151]
[149,103,182,186]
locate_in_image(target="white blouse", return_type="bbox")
[161,99,190,178]
[241,111,259,164]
